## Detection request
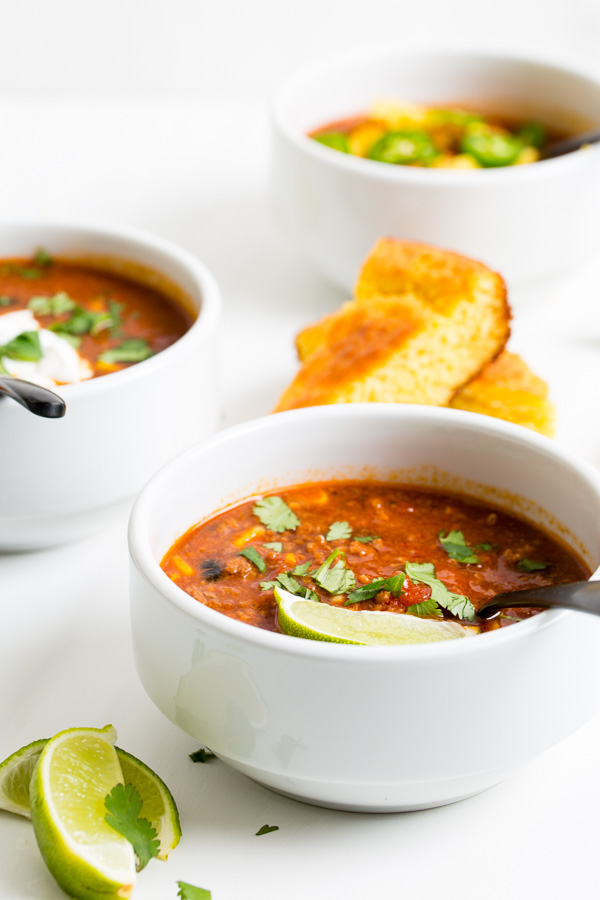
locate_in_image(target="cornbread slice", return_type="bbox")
[450,351,555,436]
[274,241,510,412]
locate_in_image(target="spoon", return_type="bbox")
[0,376,66,418]
[541,128,600,160]
[478,580,600,619]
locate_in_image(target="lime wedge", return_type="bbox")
[29,724,136,900]
[0,732,181,864]
[115,747,181,860]
[274,587,478,644]
[0,738,48,817]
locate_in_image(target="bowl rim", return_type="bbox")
[272,44,600,186]
[0,217,221,398]
[128,403,600,663]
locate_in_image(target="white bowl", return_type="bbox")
[271,48,600,289]
[129,405,600,812]
[0,221,221,550]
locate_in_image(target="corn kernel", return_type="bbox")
[284,553,296,567]
[233,526,266,548]
[172,555,194,576]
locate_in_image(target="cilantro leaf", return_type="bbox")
[189,748,215,763]
[177,883,212,900]
[28,292,76,317]
[326,521,352,541]
[345,572,405,605]
[104,783,160,871]
[239,546,266,573]
[405,562,476,621]
[0,296,15,307]
[311,549,356,595]
[476,542,494,551]
[260,580,278,591]
[263,542,283,552]
[518,558,548,572]
[353,535,378,543]
[98,338,154,364]
[256,824,279,836]
[252,496,300,533]
[438,530,480,565]
[406,598,444,618]
[276,571,318,601]
[1,331,42,362]
[292,561,311,576]
[33,247,53,267]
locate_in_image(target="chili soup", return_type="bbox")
[310,100,570,169]
[0,249,192,388]
[162,480,589,637]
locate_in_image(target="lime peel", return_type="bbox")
[274,586,478,645]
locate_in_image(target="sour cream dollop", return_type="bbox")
[0,309,93,389]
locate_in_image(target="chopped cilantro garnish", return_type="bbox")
[476,542,494,551]
[518,558,548,572]
[252,496,300,533]
[263,542,283,552]
[104,783,160,872]
[311,549,356,595]
[256,824,279,836]
[28,291,76,317]
[0,296,14,307]
[0,331,42,362]
[353,535,378,543]
[345,572,405,605]
[98,338,154,364]
[292,561,311,576]
[406,598,444,618]
[326,521,352,541]
[405,561,476,621]
[189,748,216,763]
[438,530,480,564]
[108,299,125,337]
[33,247,53,267]
[177,882,212,900]
[239,546,266,573]
[260,580,278,591]
[276,571,318,600]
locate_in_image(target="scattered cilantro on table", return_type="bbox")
[189,748,215,763]
[253,496,300,532]
[104,783,160,871]
[177,882,212,899]
[256,824,279,836]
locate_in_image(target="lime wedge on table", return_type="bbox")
[0,732,181,861]
[116,746,181,860]
[29,724,136,900]
[0,738,48,817]
[274,587,477,645]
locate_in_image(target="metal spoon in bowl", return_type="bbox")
[478,580,600,619]
[0,375,66,418]
[541,128,600,160]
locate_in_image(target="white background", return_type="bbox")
[2,2,600,899]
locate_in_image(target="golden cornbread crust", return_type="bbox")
[274,239,511,412]
[450,351,556,436]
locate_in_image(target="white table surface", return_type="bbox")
[2,96,600,900]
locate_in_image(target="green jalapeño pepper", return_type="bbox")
[368,130,438,165]
[312,132,350,153]
[460,133,523,167]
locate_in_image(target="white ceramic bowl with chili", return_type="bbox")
[0,221,221,550]
[129,404,600,812]
[271,48,600,289]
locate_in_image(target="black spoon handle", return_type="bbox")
[0,376,66,418]
[541,128,600,160]
[478,580,600,619]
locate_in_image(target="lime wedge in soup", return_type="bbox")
[274,586,478,645]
